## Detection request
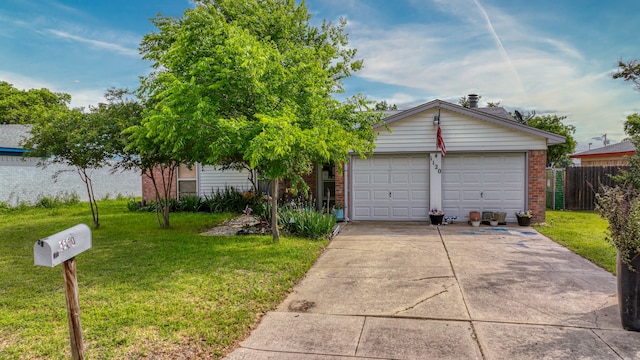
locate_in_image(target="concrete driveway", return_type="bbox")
[225,222,640,359]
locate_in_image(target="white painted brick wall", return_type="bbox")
[0,156,141,206]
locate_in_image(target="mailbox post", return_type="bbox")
[34,224,92,360]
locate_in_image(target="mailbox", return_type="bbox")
[34,224,92,267]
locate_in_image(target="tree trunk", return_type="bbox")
[271,179,280,242]
[79,168,99,229]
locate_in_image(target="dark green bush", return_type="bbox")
[201,187,258,213]
[278,208,336,240]
[179,195,202,212]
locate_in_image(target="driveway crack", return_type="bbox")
[393,284,455,315]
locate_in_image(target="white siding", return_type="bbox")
[374,109,548,153]
[0,156,141,206]
[198,165,253,196]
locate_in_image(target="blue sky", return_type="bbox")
[1,0,639,152]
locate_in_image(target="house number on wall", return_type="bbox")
[431,157,442,173]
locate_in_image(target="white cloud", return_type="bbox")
[46,29,139,57]
[343,1,637,150]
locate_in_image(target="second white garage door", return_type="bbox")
[442,153,525,221]
[352,154,429,221]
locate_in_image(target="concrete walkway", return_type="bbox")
[225,222,640,359]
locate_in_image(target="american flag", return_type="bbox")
[437,126,446,157]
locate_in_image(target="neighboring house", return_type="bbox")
[569,141,635,167]
[0,124,141,206]
[148,95,565,224]
[141,163,254,202]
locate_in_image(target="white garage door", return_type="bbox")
[442,153,525,221]
[352,154,429,221]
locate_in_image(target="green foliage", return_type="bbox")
[126,198,142,212]
[596,186,640,268]
[178,195,203,212]
[35,193,80,209]
[610,137,640,189]
[0,81,71,124]
[201,187,258,213]
[0,199,327,358]
[278,208,336,240]
[135,0,382,240]
[525,115,576,167]
[623,113,640,138]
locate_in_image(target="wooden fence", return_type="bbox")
[564,166,629,211]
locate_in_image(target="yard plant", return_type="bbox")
[0,199,327,358]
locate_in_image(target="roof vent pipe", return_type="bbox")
[468,94,479,108]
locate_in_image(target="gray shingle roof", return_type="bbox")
[477,107,514,121]
[571,140,636,157]
[0,124,32,149]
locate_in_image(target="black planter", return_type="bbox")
[617,252,640,331]
[430,214,444,225]
[517,216,532,226]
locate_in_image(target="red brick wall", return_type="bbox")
[301,166,317,204]
[141,166,177,203]
[528,150,547,223]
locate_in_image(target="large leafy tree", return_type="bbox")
[135,0,381,240]
[0,81,70,124]
[525,115,576,167]
[22,107,108,228]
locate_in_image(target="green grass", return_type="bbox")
[535,210,616,274]
[0,200,328,359]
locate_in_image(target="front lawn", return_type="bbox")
[535,210,616,274]
[0,200,327,359]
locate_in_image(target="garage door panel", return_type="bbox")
[353,190,371,200]
[463,190,482,200]
[392,173,409,184]
[443,190,460,201]
[462,173,482,184]
[354,207,371,217]
[412,208,428,218]
[352,154,429,221]
[411,173,428,184]
[443,153,525,221]
[373,191,389,200]
[372,173,390,184]
[354,173,371,185]
[373,207,390,217]
[504,191,523,200]
[392,207,409,217]
[393,190,409,200]
[412,190,428,200]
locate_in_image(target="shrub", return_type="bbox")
[596,185,640,267]
[278,208,336,240]
[201,186,258,213]
[35,193,80,209]
[127,198,142,212]
[179,195,202,212]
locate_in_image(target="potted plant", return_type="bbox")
[596,185,640,331]
[429,209,445,225]
[515,210,533,226]
[333,204,344,222]
[489,216,499,227]
[469,211,481,227]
